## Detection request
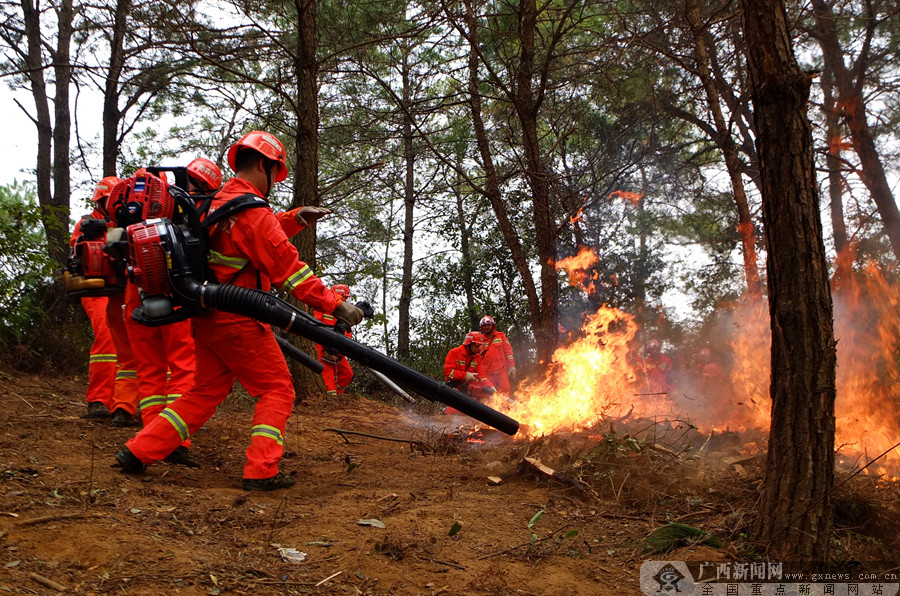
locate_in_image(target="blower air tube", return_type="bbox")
[174,278,519,436]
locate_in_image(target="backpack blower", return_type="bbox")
[123,170,519,437]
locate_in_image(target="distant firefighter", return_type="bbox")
[444,331,496,401]
[640,339,672,393]
[478,316,517,393]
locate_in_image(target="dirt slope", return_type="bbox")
[0,367,679,595]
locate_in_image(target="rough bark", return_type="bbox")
[463,0,542,351]
[514,0,558,363]
[397,51,414,361]
[741,0,837,560]
[288,0,323,397]
[21,0,56,266]
[49,0,74,268]
[810,0,900,261]
[687,0,761,297]
[102,0,130,177]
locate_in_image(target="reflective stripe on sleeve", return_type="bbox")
[208,250,249,270]
[282,265,314,293]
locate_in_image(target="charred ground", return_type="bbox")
[0,366,897,595]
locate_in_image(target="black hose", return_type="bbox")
[173,278,519,436]
[275,335,324,374]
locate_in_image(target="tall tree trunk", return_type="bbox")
[821,64,849,260]
[288,0,322,398]
[397,51,414,361]
[687,0,761,297]
[464,0,540,358]
[810,0,900,261]
[515,0,558,364]
[453,167,478,332]
[22,0,56,266]
[49,0,74,268]
[102,0,130,177]
[741,0,837,560]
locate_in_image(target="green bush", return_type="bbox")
[0,182,89,372]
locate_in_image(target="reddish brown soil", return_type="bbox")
[0,366,895,595]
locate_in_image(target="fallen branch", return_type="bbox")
[414,554,466,570]
[28,572,67,592]
[17,512,105,526]
[523,457,587,492]
[321,427,427,446]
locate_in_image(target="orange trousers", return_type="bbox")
[127,315,294,479]
[105,293,140,415]
[81,296,115,408]
[316,345,353,396]
[486,370,511,394]
[124,287,196,434]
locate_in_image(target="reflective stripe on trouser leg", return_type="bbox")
[127,317,237,464]
[82,296,116,407]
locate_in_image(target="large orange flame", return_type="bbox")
[485,250,900,474]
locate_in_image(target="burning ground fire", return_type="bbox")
[484,247,900,478]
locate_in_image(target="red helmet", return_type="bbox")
[226,130,288,182]
[698,348,711,359]
[463,331,486,350]
[479,316,496,331]
[333,284,350,300]
[91,176,123,203]
[647,339,661,350]
[186,158,222,192]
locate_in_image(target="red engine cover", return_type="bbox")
[128,222,170,296]
[107,170,176,226]
[78,239,116,280]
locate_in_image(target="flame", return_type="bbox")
[487,306,671,437]
[481,248,900,475]
[570,207,584,227]
[609,190,644,205]
[556,247,598,291]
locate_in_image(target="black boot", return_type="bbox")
[163,445,200,468]
[114,446,146,474]
[110,408,141,427]
[242,472,296,491]
[82,402,110,419]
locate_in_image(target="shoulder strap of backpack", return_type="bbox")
[201,193,269,229]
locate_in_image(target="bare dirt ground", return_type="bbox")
[0,365,896,595]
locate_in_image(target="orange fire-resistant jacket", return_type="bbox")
[205,178,340,316]
[444,345,494,397]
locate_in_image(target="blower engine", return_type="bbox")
[65,168,183,298]
[124,186,520,436]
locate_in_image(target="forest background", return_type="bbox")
[0,0,899,563]
[2,0,899,373]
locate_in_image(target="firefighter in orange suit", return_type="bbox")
[83,177,142,427]
[70,177,121,419]
[116,130,364,491]
[478,316,517,394]
[444,331,495,401]
[640,339,672,393]
[314,284,355,398]
[119,158,225,467]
